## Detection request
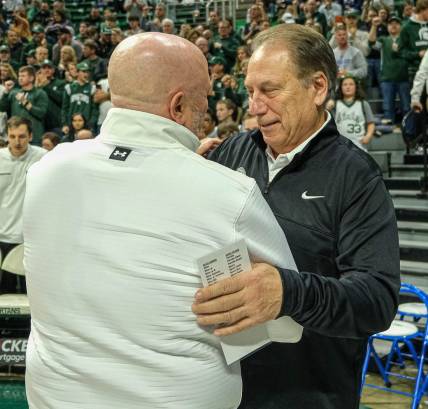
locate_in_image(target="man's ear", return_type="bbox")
[169,91,186,125]
[312,71,329,108]
[29,133,33,143]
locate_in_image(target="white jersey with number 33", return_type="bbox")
[335,100,366,151]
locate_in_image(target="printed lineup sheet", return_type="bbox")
[196,240,303,365]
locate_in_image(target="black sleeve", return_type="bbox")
[279,175,400,339]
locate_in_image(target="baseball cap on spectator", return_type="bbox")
[41,59,55,68]
[76,62,90,72]
[0,45,10,53]
[32,25,44,33]
[209,56,226,66]
[26,49,36,57]
[345,9,360,18]
[59,25,75,36]
[101,26,112,35]
[281,12,295,24]
[388,14,401,23]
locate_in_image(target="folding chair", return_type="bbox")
[361,283,428,409]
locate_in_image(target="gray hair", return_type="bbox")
[252,24,337,100]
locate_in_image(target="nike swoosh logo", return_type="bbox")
[302,191,325,200]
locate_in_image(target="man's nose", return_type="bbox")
[249,94,268,116]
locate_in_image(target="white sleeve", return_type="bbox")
[411,51,428,103]
[234,183,297,272]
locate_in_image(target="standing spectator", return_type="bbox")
[319,0,343,28]
[333,26,368,79]
[52,26,83,66]
[6,30,25,69]
[61,62,97,134]
[297,0,328,35]
[124,0,145,19]
[411,48,428,111]
[41,131,60,150]
[208,10,220,33]
[76,21,90,43]
[334,75,375,150]
[111,28,125,53]
[211,20,241,73]
[399,0,428,84]
[24,24,50,57]
[35,45,49,64]
[242,5,264,43]
[88,7,103,29]
[0,116,45,293]
[0,45,20,72]
[369,15,410,122]
[208,55,227,111]
[0,66,49,146]
[94,77,112,132]
[82,39,107,82]
[147,3,168,32]
[25,49,38,67]
[97,27,114,59]
[10,8,32,42]
[52,1,72,23]
[35,59,66,131]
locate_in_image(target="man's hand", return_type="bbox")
[412,101,424,112]
[196,137,222,156]
[4,80,14,93]
[192,263,284,336]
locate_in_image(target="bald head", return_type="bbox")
[108,33,209,119]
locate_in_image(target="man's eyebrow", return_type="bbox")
[245,80,281,89]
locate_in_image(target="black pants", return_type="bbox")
[0,242,26,294]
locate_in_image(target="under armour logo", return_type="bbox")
[109,147,131,161]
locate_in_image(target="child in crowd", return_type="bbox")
[216,98,237,127]
[217,122,239,140]
[42,132,60,151]
[334,75,376,151]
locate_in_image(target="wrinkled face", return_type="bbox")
[162,22,174,34]
[216,102,233,122]
[8,124,32,157]
[335,29,348,47]
[42,137,54,151]
[18,71,33,87]
[72,115,85,130]
[245,45,321,156]
[341,77,356,98]
[7,31,19,45]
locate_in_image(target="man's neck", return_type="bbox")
[77,79,87,86]
[9,146,28,158]
[21,84,33,91]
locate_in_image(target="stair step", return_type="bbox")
[397,221,428,232]
[404,154,427,165]
[385,176,421,190]
[389,189,422,198]
[399,238,428,250]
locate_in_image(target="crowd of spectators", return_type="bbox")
[0,0,425,149]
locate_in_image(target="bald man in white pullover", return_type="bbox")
[24,33,297,409]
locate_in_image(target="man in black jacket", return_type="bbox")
[192,24,400,409]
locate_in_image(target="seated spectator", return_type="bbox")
[0,45,19,73]
[88,7,103,29]
[217,121,239,140]
[186,29,200,43]
[161,19,175,34]
[61,112,88,142]
[216,98,237,126]
[210,20,241,73]
[111,28,125,54]
[144,3,168,32]
[203,109,217,138]
[195,36,211,61]
[25,49,38,67]
[98,26,114,59]
[0,116,46,294]
[242,5,264,43]
[58,45,77,77]
[369,15,410,123]
[333,26,368,79]
[6,29,25,68]
[241,111,258,131]
[64,62,78,83]
[41,131,60,150]
[334,75,375,151]
[125,15,144,37]
[76,21,90,43]
[232,45,251,76]
[75,128,93,140]
[208,55,227,110]
[0,65,49,146]
[0,62,17,85]
[10,7,31,42]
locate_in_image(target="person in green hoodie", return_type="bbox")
[398,0,428,84]
[369,15,410,122]
[61,62,98,134]
[0,65,49,146]
[35,59,65,131]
